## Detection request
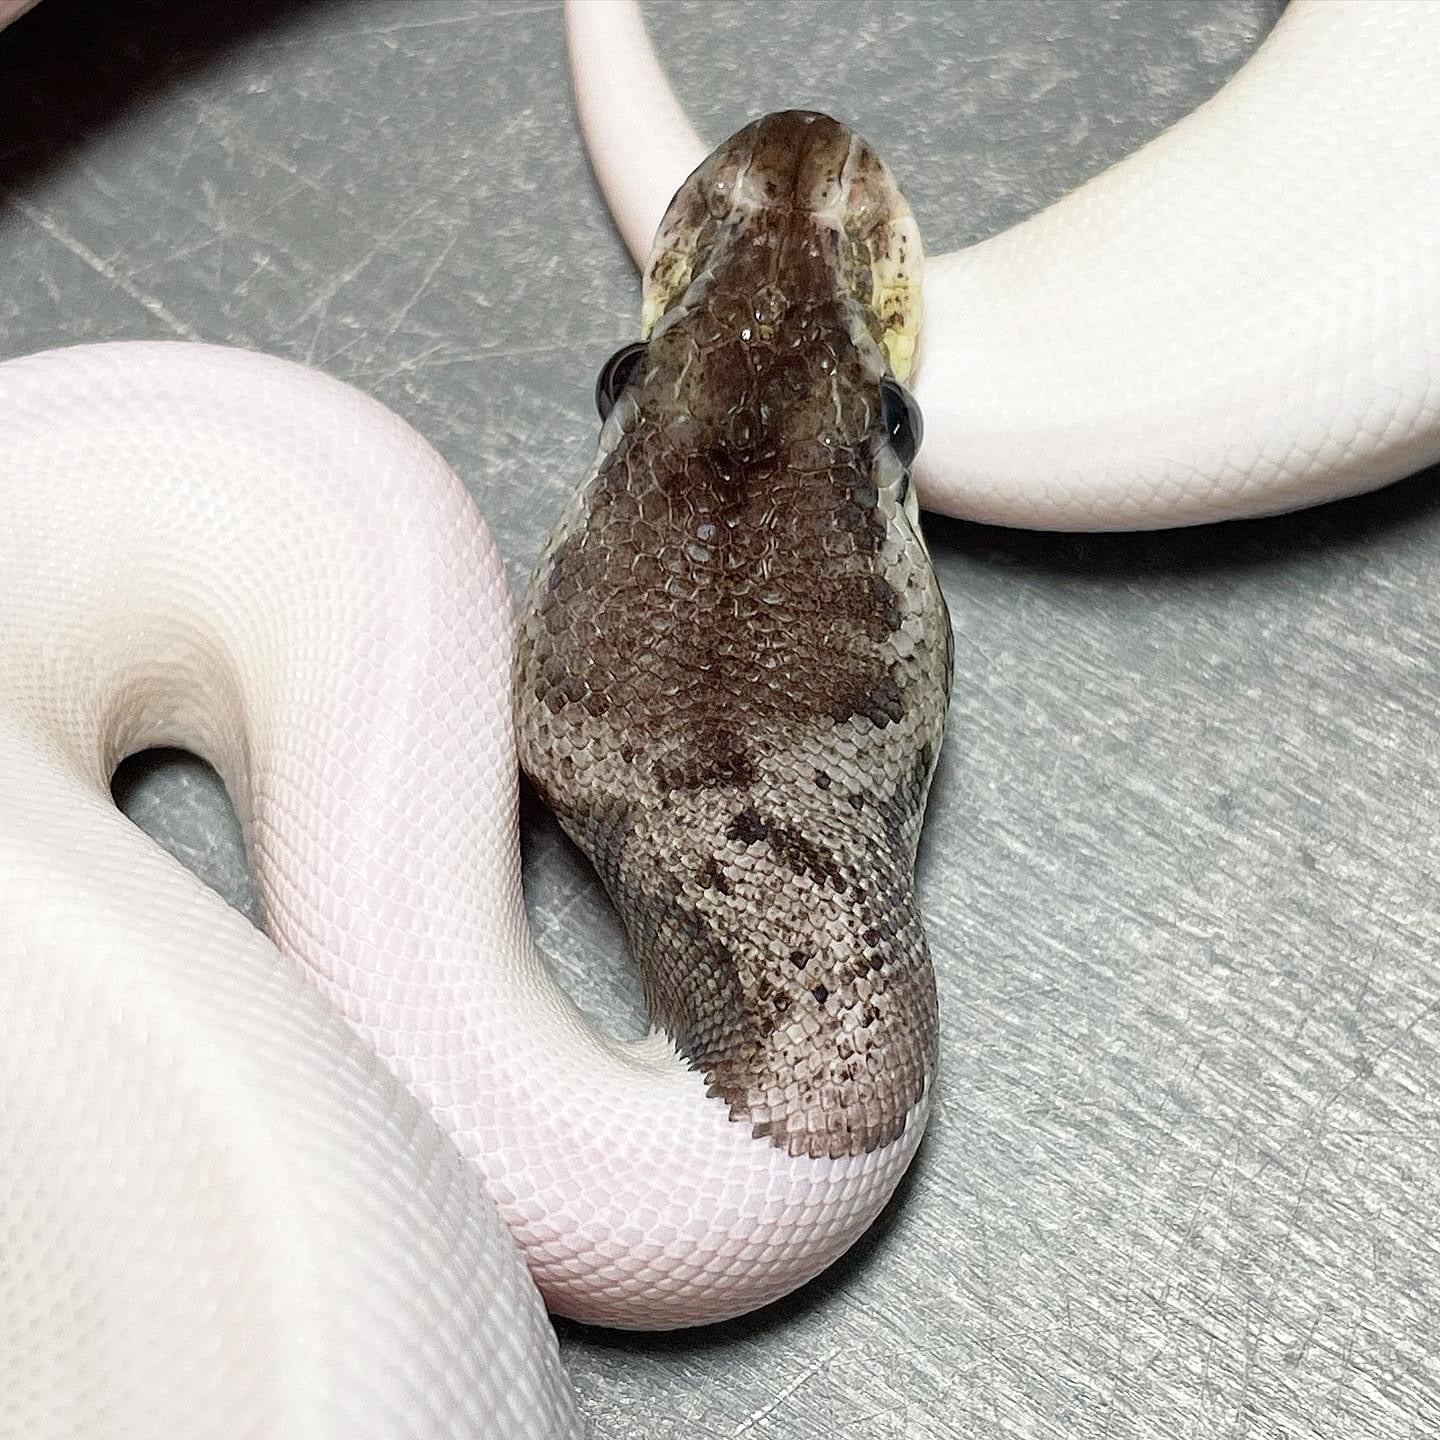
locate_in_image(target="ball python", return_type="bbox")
[2,1,1438,1436]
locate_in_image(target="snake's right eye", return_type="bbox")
[880,376,923,469]
[595,341,648,421]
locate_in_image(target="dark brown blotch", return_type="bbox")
[727,808,768,845]
[763,820,848,893]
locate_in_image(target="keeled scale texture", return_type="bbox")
[515,113,951,1162]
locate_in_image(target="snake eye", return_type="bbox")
[880,377,923,469]
[595,341,647,421]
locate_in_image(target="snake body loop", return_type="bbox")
[1,112,946,1435]
[567,0,1440,529]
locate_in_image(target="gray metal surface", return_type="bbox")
[4,2,1437,1437]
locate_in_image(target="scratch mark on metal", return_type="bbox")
[729,1344,844,1437]
[380,230,461,341]
[8,199,203,341]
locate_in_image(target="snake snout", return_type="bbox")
[641,109,923,379]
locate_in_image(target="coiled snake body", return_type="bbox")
[1,100,942,1440]
[3,2,1440,1436]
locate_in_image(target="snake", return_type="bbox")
[1,1,1438,1436]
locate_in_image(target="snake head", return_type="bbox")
[641,109,922,382]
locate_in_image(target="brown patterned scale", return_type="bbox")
[515,111,951,1161]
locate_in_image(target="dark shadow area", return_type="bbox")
[110,745,260,924]
[0,0,328,198]
[517,767,567,865]
[516,770,652,1040]
[924,460,1440,586]
[553,1129,929,1354]
[110,743,189,812]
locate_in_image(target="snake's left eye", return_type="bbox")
[880,377,923,469]
[595,341,648,421]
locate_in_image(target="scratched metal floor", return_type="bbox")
[4,2,1438,1436]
